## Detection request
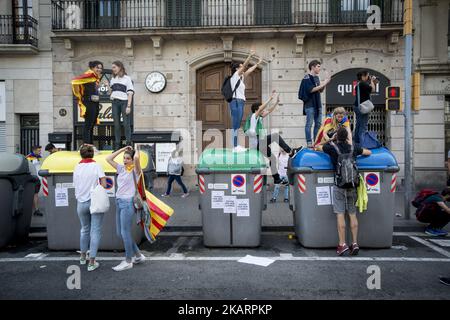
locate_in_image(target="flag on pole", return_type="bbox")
[136,171,174,242]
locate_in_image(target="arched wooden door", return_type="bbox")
[196,62,261,150]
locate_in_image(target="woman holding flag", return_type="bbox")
[71,61,103,144]
[106,146,146,272]
[313,107,352,149]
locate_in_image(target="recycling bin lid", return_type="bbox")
[196,148,266,173]
[290,147,399,171]
[39,150,149,175]
[0,153,29,175]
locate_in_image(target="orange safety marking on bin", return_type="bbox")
[253,174,263,193]
[297,174,306,194]
[199,175,205,194]
[42,177,48,197]
[390,173,397,193]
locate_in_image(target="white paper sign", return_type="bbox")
[211,191,225,209]
[62,182,74,189]
[223,196,236,214]
[55,187,69,207]
[316,186,331,206]
[236,198,250,217]
[231,174,246,195]
[214,183,228,190]
[323,177,334,184]
[155,143,177,173]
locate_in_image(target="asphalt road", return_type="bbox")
[1,233,450,300]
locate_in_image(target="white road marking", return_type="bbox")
[409,236,450,258]
[0,256,449,263]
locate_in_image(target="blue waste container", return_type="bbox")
[288,147,400,248]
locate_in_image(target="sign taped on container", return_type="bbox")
[105,176,115,197]
[364,172,381,194]
[224,196,237,214]
[208,183,228,190]
[316,186,332,206]
[236,198,250,217]
[55,187,69,207]
[211,191,225,209]
[231,174,246,195]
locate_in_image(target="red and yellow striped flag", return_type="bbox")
[71,70,100,125]
[136,171,174,242]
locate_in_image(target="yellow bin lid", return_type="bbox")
[40,150,149,175]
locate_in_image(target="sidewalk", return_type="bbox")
[31,188,434,232]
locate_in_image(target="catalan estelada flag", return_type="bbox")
[313,116,350,148]
[136,171,174,242]
[71,70,100,124]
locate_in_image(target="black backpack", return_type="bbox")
[330,142,360,189]
[221,75,241,103]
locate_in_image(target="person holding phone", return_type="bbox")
[354,70,378,145]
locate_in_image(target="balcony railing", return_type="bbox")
[51,0,403,30]
[0,15,38,46]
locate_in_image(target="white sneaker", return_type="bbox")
[112,260,133,272]
[181,192,190,198]
[133,253,146,264]
[87,261,100,272]
[233,145,247,152]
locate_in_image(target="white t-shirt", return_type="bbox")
[230,71,246,101]
[73,162,106,202]
[248,113,259,149]
[110,75,134,101]
[277,153,289,177]
[115,164,137,199]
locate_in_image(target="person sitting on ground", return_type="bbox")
[244,91,302,185]
[45,143,58,155]
[270,149,290,203]
[322,127,371,256]
[414,188,450,237]
[26,145,43,217]
[314,107,352,150]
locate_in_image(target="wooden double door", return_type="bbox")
[196,62,262,150]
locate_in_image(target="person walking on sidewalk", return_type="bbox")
[321,127,371,256]
[229,50,263,152]
[73,144,107,272]
[106,146,146,271]
[162,149,189,198]
[26,145,43,217]
[107,61,135,150]
[72,61,103,145]
[270,150,290,203]
[298,60,331,149]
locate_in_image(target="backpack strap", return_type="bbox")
[232,78,241,98]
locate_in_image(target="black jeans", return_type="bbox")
[257,133,292,182]
[165,175,188,195]
[112,99,132,149]
[82,102,99,144]
[429,209,450,229]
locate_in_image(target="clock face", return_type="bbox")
[145,72,167,93]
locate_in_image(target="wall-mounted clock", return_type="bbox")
[145,71,167,93]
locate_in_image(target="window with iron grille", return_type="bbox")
[326,105,386,145]
[20,114,39,156]
[166,0,201,27]
[255,0,292,25]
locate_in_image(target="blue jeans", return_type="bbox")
[305,107,322,145]
[77,200,105,258]
[272,175,289,200]
[166,175,188,194]
[229,98,245,147]
[353,104,369,145]
[116,198,140,260]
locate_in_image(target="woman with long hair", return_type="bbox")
[106,145,145,271]
[109,61,135,150]
[314,107,352,149]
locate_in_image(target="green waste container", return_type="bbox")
[196,148,267,247]
[39,150,148,250]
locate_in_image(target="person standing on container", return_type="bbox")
[106,61,135,150]
[354,70,378,145]
[72,61,103,145]
[229,50,263,152]
[298,60,331,149]
[106,145,146,271]
[73,144,107,272]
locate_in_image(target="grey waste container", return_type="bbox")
[39,150,147,250]
[196,148,267,247]
[288,147,400,248]
[0,153,39,248]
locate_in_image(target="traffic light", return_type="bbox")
[386,86,402,111]
[412,72,420,111]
